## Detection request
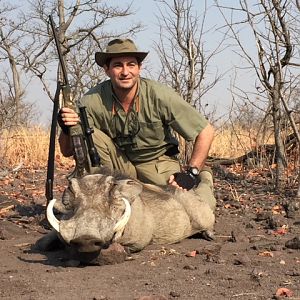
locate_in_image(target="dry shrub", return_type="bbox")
[0,125,275,168]
[210,124,274,158]
[0,126,73,169]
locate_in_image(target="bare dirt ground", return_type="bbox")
[0,164,300,300]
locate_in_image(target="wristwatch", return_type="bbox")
[187,166,200,177]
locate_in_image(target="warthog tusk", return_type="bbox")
[46,199,60,232]
[113,197,131,234]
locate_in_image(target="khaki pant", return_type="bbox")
[90,128,180,185]
[89,129,216,210]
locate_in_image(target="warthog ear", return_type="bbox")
[69,178,81,196]
[115,179,143,200]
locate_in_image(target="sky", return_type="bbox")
[14,0,256,126]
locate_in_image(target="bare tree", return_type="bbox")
[154,0,224,164]
[217,0,300,192]
[0,3,27,126]
[19,0,143,103]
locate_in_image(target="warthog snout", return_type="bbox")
[70,235,110,252]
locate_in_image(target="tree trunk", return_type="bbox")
[10,57,22,125]
[271,80,286,192]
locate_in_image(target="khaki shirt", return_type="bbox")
[80,78,208,163]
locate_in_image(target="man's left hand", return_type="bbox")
[168,171,197,191]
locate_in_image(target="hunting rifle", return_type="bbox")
[45,15,100,204]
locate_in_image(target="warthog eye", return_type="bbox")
[62,185,77,210]
[108,183,118,199]
[68,182,76,194]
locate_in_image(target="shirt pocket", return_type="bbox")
[137,121,164,148]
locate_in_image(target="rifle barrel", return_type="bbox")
[49,15,69,86]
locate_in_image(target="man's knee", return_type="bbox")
[193,167,216,211]
[199,166,214,190]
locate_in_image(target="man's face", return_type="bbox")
[104,56,141,91]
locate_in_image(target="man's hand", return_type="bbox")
[168,171,198,191]
[59,107,80,126]
[57,107,80,134]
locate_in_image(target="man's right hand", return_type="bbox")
[59,107,80,126]
[57,107,80,135]
[58,107,80,156]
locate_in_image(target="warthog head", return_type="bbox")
[47,174,141,252]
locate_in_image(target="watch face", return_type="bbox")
[189,167,199,176]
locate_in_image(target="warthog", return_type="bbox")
[46,171,216,253]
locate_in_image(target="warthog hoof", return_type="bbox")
[200,230,215,241]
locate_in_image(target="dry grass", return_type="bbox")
[0,125,275,169]
[210,125,274,158]
[0,127,73,169]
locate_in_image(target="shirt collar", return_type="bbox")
[111,79,140,115]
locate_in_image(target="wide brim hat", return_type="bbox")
[95,38,148,67]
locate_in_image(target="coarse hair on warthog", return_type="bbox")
[47,170,216,253]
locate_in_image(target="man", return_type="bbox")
[58,38,215,196]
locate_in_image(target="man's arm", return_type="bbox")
[58,132,73,157]
[187,123,215,170]
[58,107,80,157]
[169,123,215,189]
